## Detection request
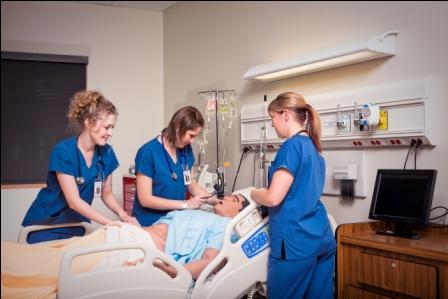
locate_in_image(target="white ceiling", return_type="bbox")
[69,1,179,11]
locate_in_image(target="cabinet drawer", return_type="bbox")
[345,285,392,299]
[358,252,437,299]
[123,182,136,193]
[124,192,135,202]
[124,200,134,215]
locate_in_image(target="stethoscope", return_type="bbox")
[75,142,104,185]
[161,136,187,181]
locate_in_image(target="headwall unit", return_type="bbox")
[241,78,438,150]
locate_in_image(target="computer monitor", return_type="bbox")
[369,169,437,239]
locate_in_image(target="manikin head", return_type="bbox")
[214,194,250,218]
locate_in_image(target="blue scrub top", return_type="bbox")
[133,137,195,226]
[22,136,119,226]
[268,134,335,259]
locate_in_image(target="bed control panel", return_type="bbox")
[235,209,263,237]
[241,223,270,259]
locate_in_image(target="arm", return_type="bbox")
[152,247,220,280]
[250,168,294,207]
[184,247,219,279]
[136,173,204,210]
[57,172,113,225]
[187,179,210,198]
[188,168,219,204]
[188,179,218,205]
[101,174,140,226]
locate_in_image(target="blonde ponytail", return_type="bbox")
[268,92,322,152]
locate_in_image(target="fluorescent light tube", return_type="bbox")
[244,31,399,82]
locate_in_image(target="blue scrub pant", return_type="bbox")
[267,246,335,299]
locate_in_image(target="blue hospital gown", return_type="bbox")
[154,210,230,264]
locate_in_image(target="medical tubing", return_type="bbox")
[403,140,416,169]
[232,147,250,192]
[246,283,258,299]
[252,151,258,186]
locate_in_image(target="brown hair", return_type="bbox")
[67,90,117,134]
[163,106,204,146]
[268,92,322,152]
[235,194,250,212]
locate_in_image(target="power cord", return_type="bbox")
[403,139,416,170]
[429,206,448,225]
[232,146,250,192]
[414,139,422,169]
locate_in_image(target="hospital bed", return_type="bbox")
[18,187,337,299]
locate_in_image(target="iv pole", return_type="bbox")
[214,89,225,199]
[198,89,236,198]
[260,95,268,188]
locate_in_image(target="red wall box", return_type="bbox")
[123,175,136,216]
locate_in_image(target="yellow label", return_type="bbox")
[223,161,231,168]
[378,110,388,130]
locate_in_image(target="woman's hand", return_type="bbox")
[120,213,141,227]
[186,195,206,209]
[107,220,124,227]
[203,195,219,205]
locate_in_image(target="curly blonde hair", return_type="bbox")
[67,90,117,133]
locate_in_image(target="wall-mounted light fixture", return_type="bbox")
[243,31,399,82]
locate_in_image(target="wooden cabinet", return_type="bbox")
[123,175,136,216]
[337,222,448,299]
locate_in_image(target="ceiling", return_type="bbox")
[69,1,179,11]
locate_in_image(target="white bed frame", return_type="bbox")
[17,221,96,244]
[18,187,337,299]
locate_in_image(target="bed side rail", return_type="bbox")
[192,187,269,299]
[17,222,96,244]
[58,241,192,299]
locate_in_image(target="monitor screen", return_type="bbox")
[369,169,437,225]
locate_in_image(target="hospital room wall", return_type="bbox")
[1,1,164,241]
[164,2,448,224]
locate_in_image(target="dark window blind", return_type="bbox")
[1,52,87,184]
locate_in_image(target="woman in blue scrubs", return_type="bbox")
[251,92,336,299]
[22,90,139,243]
[133,106,214,226]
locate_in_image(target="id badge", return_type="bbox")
[183,169,192,185]
[94,180,102,198]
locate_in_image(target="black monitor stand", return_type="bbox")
[376,222,420,240]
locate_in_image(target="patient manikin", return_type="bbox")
[143,194,249,278]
